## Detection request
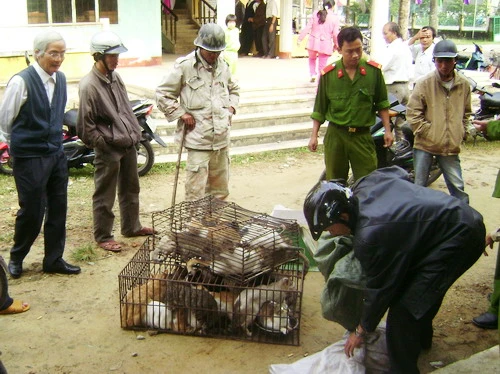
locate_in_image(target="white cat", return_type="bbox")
[145,301,173,329]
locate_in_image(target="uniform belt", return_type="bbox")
[330,123,370,133]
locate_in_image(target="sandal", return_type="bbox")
[98,240,122,252]
[125,227,157,237]
[0,300,30,315]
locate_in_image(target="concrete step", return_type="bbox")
[127,76,316,159]
[151,107,313,136]
[152,122,313,155]
[239,85,318,99]
[236,94,314,114]
[130,86,315,123]
[233,107,312,128]
[162,9,199,56]
[154,138,313,163]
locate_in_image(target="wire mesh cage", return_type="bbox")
[119,196,308,345]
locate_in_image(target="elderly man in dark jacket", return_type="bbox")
[304,166,485,373]
[0,30,80,277]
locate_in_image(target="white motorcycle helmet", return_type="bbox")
[90,31,128,57]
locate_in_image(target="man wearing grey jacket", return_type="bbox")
[156,23,239,201]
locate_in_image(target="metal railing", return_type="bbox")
[192,0,216,26]
[161,1,178,44]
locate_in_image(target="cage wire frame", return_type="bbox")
[119,197,307,345]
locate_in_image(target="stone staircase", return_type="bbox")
[170,8,199,55]
[144,84,317,162]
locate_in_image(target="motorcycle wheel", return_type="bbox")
[426,163,442,186]
[137,140,154,177]
[0,154,13,176]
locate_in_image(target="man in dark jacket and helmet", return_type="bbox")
[77,31,154,253]
[156,23,239,202]
[303,166,485,373]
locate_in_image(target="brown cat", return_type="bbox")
[121,271,169,328]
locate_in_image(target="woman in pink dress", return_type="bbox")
[297,1,340,82]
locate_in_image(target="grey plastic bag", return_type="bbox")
[314,234,367,331]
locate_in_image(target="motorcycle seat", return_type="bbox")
[64,109,78,128]
[481,92,500,109]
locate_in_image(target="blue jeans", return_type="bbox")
[414,149,469,203]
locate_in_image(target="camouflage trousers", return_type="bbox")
[184,147,230,201]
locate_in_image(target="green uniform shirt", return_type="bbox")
[312,58,390,127]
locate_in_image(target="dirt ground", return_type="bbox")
[0,144,499,374]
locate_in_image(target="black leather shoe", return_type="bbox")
[43,259,81,275]
[472,312,498,329]
[8,260,22,279]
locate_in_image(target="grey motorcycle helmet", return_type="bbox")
[194,23,226,52]
[303,180,354,241]
[90,31,128,56]
[433,39,458,58]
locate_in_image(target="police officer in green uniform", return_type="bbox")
[308,26,394,182]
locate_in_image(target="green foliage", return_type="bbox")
[71,244,98,262]
[410,0,488,27]
[348,0,490,28]
[67,164,95,178]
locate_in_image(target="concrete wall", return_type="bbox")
[0,0,162,84]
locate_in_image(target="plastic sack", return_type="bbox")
[314,234,367,331]
[269,322,389,374]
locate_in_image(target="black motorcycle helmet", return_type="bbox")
[303,180,354,240]
[433,39,458,58]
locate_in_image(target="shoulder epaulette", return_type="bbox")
[367,60,382,69]
[321,63,336,76]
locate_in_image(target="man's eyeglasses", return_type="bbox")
[47,51,66,59]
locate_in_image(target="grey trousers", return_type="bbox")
[92,145,142,242]
[386,82,409,141]
[263,18,277,58]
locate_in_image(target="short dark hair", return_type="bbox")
[337,27,362,50]
[225,14,237,25]
[421,25,437,38]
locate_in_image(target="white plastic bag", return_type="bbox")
[269,323,389,374]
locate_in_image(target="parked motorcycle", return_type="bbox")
[456,43,486,71]
[62,99,166,176]
[0,100,167,177]
[320,95,442,186]
[468,78,500,122]
[464,77,500,143]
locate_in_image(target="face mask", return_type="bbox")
[227,21,236,30]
